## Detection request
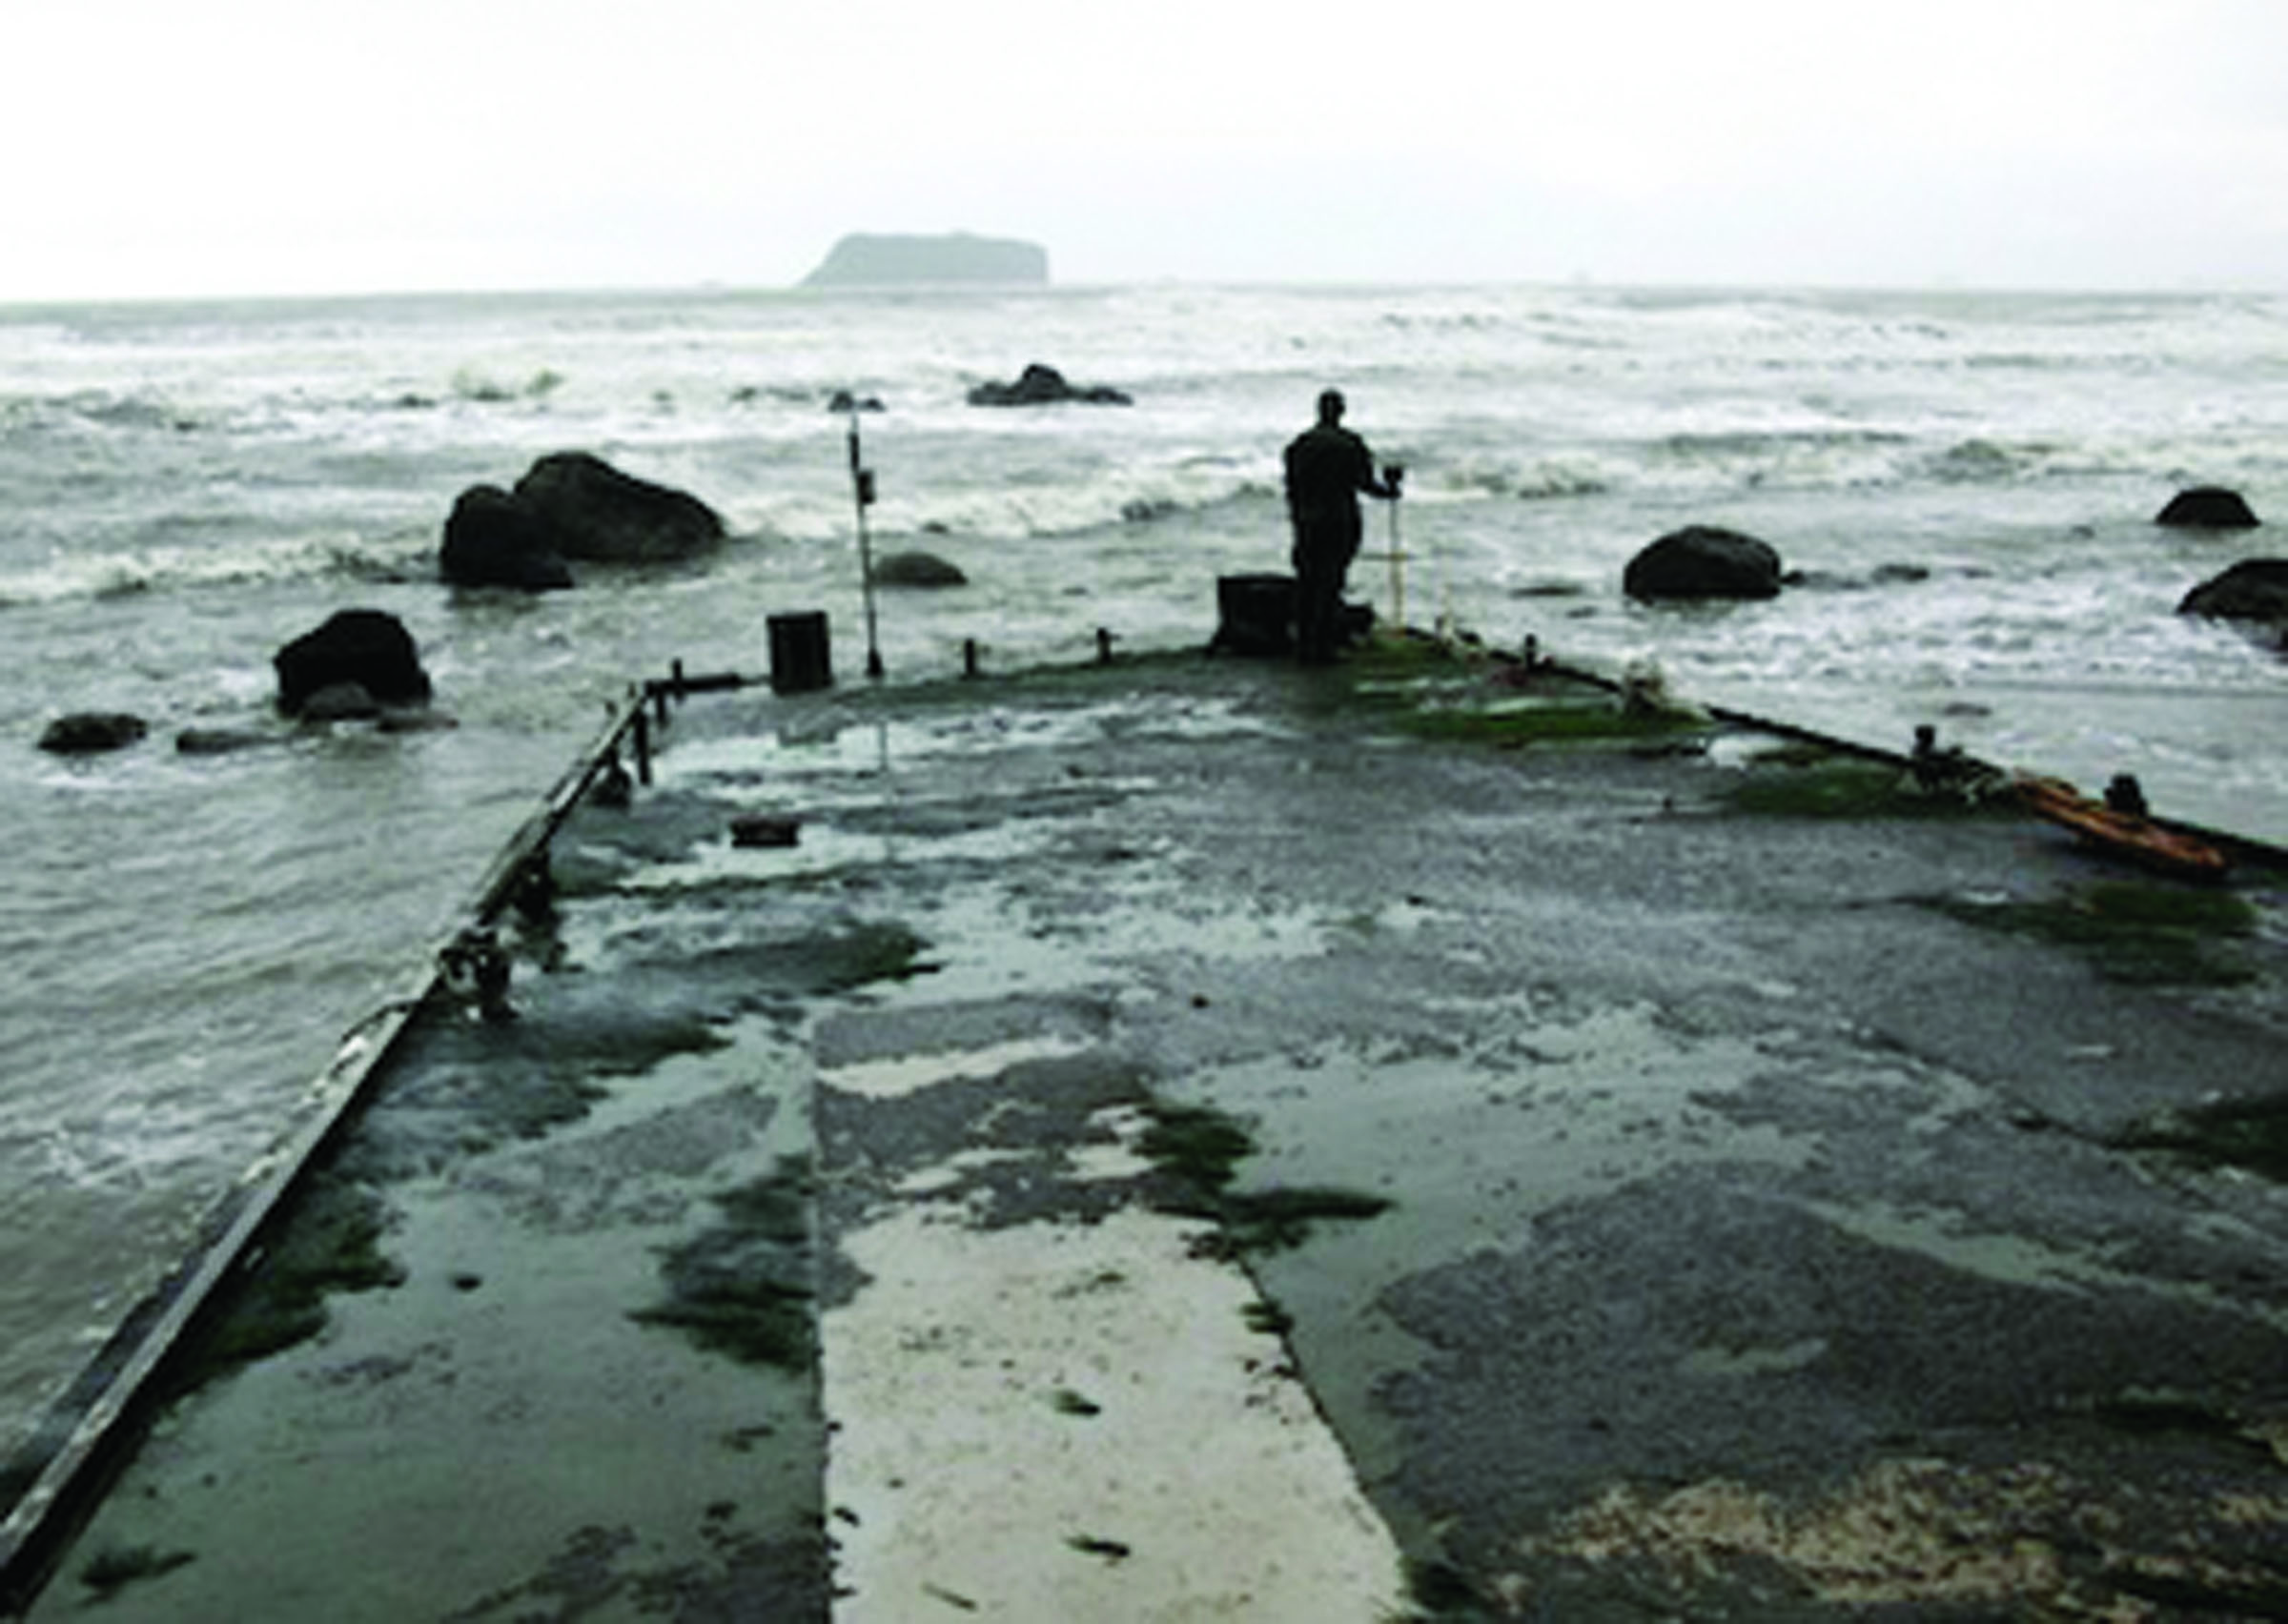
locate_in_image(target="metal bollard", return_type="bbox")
[768,612,834,695]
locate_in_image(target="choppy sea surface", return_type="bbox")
[4,281,2285,1462]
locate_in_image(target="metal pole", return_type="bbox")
[848,409,885,680]
[1433,503,1450,641]
[1386,490,1406,635]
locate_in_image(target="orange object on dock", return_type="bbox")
[2012,774,2231,883]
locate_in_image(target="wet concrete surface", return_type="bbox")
[22,643,2288,1619]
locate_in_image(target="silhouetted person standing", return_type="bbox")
[1284,388,1399,662]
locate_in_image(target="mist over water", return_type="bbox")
[4,281,2285,1459]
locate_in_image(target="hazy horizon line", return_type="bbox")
[4,271,2278,315]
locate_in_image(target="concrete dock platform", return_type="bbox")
[14,641,2288,1620]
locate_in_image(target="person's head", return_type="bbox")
[1317,388,1345,425]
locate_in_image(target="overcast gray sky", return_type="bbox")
[8,0,2285,300]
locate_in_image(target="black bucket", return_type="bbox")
[1212,574,1296,657]
[768,611,833,694]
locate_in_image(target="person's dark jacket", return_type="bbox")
[1284,423,1381,563]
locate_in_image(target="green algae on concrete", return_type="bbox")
[1220,1186,1396,1256]
[1336,632,1717,752]
[1137,1101,1255,1194]
[75,1543,194,1600]
[1928,881,2259,986]
[1136,1101,1392,1255]
[628,1155,816,1370]
[171,1170,402,1391]
[1719,749,2006,820]
[357,997,738,1179]
[1399,696,1712,751]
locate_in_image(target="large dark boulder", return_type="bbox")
[1624,526,1784,601]
[2156,486,2260,529]
[274,609,432,717]
[2178,558,2288,622]
[176,727,285,756]
[38,712,148,754]
[440,484,574,590]
[967,363,1132,407]
[512,452,725,564]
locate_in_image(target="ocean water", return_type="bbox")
[3,281,2285,1464]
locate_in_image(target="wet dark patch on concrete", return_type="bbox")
[1217,1186,1395,1255]
[673,920,935,1007]
[834,780,1135,842]
[816,1051,1155,1290]
[171,1169,403,1392]
[408,994,728,1085]
[75,1543,196,1600]
[350,907,925,1186]
[629,1156,815,1370]
[345,1002,723,1182]
[440,1518,829,1622]
[1135,1101,1394,1256]
[1402,1554,1484,1616]
[1137,1101,1255,1191]
[1927,879,2260,985]
[2113,1091,2288,1182]
[812,993,1114,1075]
[549,794,754,896]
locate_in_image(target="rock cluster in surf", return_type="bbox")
[966,362,1133,408]
[440,452,726,591]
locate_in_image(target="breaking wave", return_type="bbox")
[0,532,433,607]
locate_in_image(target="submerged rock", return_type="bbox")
[730,812,802,848]
[967,363,1132,408]
[378,709,460,735]
[870,550,968,588]
[2178,558,2288,622]
[274,609,432,718]
[1624,525,1784,601]
[38,711,148,754]
[176,727,286,755]
[2156,486,2260,529]
[1782,562,1934,591]
[297,682,383,722]
[512,452,725,564]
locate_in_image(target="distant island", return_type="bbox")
[800,233,1049,288]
